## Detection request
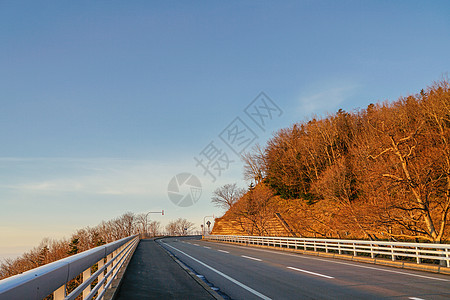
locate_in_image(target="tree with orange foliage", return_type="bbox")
[227,79,450,243]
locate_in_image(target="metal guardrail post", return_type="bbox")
[391,245,395,261]
[54,284,66,300]
[82,267,91,298]
[107,252,113,273]
[416,247,420,264]
[446,248,450,268]
[98,257,105,294]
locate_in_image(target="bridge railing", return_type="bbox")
[0,234,139,300]
[205,235,450,267]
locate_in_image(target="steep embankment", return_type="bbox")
[212,183,295,237]
[212,81,450,242]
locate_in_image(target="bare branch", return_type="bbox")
[382,174,404,182]
[368,147,392,160]
[211,183,245,210]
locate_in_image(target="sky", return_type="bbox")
[1,0,449,259]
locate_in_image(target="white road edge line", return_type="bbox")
[241,255,262,262]
[218,250,229,253]
[287,266,334,279]
[219,243,450,282]
[164,243,272,300]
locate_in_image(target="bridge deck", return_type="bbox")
[115,239,214,300]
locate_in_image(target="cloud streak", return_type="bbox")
[0,157,180,196]
[298,83,360,116]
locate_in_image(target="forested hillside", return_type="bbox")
[213,80,450,243]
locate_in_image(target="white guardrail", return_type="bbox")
[205,235,450,267]
[0,235,139,300]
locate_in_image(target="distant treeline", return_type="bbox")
[0,213,194,280]
[235,79,450,243]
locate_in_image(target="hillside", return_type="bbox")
[212,80,450,243]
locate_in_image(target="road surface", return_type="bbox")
[158,236,450,300]
[115,239,215,299]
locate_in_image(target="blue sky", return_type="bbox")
[1,1,449,259]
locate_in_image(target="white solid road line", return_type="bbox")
[164,243,272,300]
[218,249,229,253]
[222,243,450,282]
[241,255,262,262]
[287,266,334,279]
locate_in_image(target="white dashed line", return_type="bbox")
[409,297,425,300]
[193,244,200,246]
[218,250,229,254]
[241,255,262,262]
[287,266,334,279]
[164,243,272,300]
[222,243,449,282]
[204,246,211,249]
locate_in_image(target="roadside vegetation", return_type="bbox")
[0,213,193,280]
[213,79,450,243]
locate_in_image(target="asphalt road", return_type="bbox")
[158,236,450,300]
[115,239,215,300]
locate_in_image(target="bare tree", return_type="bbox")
[211,183,246,210]
[232,183,275,235]
[135,213,148,236]
[165,220,178,236]
[177,218,195,235]
[363,86,450,242]
[165,218,195,236]
[242,144,267,184]
[148,221,161,237]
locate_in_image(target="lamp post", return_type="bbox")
[203,215,214,236]
[145,210,164,238]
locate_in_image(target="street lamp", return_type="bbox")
[145,210,164,238]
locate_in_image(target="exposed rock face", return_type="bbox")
[211,213,291,236]
[211,183,294,236]
[210,182,376,240]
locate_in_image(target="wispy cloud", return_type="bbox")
[298,83,360,116]
[0,156,222,260]
[0,157,180,196]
